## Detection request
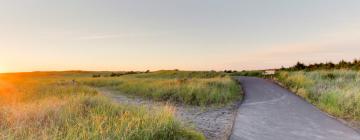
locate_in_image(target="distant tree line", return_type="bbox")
[283,59,360,71]
[224,70,238,73]
[92,70,150,78]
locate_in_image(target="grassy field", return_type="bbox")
[275,70,360,121]
[228,70,265,77]
[80,70,241,106]
[0,72,204,140]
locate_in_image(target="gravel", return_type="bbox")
[99,88,239,140]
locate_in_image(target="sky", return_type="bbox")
[1,0,360,72]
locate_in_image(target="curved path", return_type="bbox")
[230,77,360,140]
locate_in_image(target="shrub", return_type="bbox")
[92,74,101,78]
[110,72,123,77]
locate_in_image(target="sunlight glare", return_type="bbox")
[0,67,7,73]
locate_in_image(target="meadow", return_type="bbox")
[275,70,360,121]
[228,70,265,77]
[0,72,205,140]
[80,70,241,106]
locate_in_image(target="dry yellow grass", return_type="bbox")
[0,72,204,140]
[81,70,241,106]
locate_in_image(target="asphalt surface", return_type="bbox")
[230,77,360,140]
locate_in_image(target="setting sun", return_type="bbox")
[0,67,6,73]
[1,1,360,140]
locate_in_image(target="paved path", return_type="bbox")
[230,77,360,140]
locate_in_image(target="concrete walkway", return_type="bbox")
[230,77,360,140]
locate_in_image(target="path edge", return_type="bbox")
[266,77,360,134]
[228,76,246,140]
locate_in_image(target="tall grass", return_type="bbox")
[0,72,204,140]
[133,70,226,79]
[0,96,203,140]
[229,70,265,77]
[276,70,360,121]
[81,71,241,106]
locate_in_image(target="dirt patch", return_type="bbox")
[99,88,239,140]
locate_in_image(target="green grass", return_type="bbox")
[275,70,360,121]
[229,70,265,77]
[133,70,226,79]
[0,72,204,140]
[80,70,241,106]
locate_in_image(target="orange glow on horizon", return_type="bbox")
[0,72,57,104]
[0,67,6,73]
[0,78,20,104]
[0,73,39,104]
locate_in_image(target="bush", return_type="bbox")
[92,74,101,78]
[110,72,123,77]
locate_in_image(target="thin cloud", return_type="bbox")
[77,31,171,40]
[78,34,125,40]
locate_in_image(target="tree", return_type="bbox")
[337,60,349,69]
[293,62,306,70]
[325,62,335,69]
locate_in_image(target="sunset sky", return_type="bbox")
[1,0,360,72]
